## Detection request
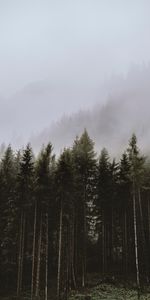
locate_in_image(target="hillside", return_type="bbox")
[31,64,150,156]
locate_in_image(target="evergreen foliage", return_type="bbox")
[0,132,150,299]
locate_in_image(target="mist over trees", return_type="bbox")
[0,64,150,156]
[31,64,150,156]
[1,130,150,299]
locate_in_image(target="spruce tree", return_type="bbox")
[55,148,75,300]
[96,148,112,275]
[118,152,131,278]
[34,143,54,299]
[16,144,34,297]
[72,129,96,287]
[0,145,17,290]
[127,134,146,293]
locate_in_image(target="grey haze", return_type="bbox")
[0,0,150,153]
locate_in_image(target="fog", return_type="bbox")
[31,64,150,156]
[0,0,150,153]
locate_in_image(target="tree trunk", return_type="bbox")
[74,216,78,284]
[45,212,49,300]
[35,212,42,298]
[138,189,149,282]
[57,200,63,300]
[124,209,128,279]
[31,200,37,300]
[71,211,77,289]
[133,182,140,291]
[111,207,114,272]
[68,220,72,291]
[17,211,25,297]
[82,185,87,288]
[17,211,23,296]
[66,220,69,298]
[148,198,150,243]
[102,208,105,276]
[20,212,26,294]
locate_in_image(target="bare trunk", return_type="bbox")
[17,211,25,297]
[81,260,85,288]
[45,213,48,300]
[102,209,105,276]
[66,221,69,298]
[68,221,72,291]
[17,211,23,296]
[57,200,63,300]
[133,182,140,290]
[35,212,42,298]
[105,222,108,275]
[138,189,149,282]
[31,200,37,300]
[111,208,114,271]
[20,212,26,294]
[71,212,76,289]
[124,209,128,278]
[82,184,86,288]
[74,217,78,283]
[148,199,150,242]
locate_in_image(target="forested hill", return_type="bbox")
[31,64,150,156]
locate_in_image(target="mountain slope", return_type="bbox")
[31,64,150,156]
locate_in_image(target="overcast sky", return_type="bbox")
[0,0,150,145]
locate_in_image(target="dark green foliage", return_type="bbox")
[0,145,18,289]
[55,148,75,298]
[0,132,150,299]
[72,130,97,287]
[17,144,34,210]
[35,143,53,209]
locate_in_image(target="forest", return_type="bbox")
[1,130,150,300]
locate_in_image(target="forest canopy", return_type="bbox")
[0,130,150,299]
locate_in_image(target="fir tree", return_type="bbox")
[0,145,17,289]
[16,144,34,297]
[34,143,54,299]
[72,129,96,287]
[127,134,146,294]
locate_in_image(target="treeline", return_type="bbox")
[0,130,150,299]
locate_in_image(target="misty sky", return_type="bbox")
[0,0,150,146]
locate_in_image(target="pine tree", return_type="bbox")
[34,143,54,299]
[0,145,17,290]
[96,148,112,275]
[127,134,146,294]
[55,148,75,299]
[118,152,131,278]
[72,130,96,287]
[16,144,34,297]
